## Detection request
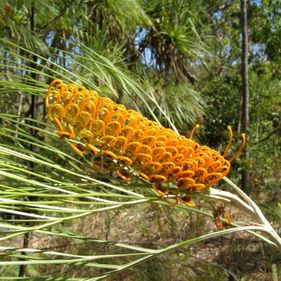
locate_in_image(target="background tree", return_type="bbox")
[240,0,250,190]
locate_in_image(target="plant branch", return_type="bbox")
[206,177,281,250]
[254,126,281,144]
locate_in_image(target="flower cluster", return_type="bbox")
[46,80,244,206]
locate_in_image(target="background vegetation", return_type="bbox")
[0,0,280,280]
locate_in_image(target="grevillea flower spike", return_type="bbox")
[46,80,246,207]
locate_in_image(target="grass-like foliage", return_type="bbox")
[0,39,280,280]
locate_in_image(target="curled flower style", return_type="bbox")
[46,80,246,206]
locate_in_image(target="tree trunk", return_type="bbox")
[240,0,250,190]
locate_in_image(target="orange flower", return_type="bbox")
[46,80,245,206]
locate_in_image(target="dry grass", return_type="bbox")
[12,202,279,280]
